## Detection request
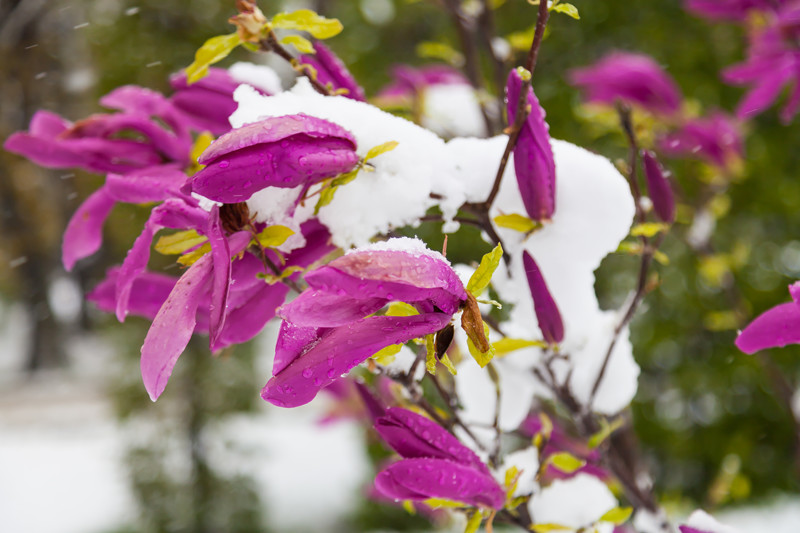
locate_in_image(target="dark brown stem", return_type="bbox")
[259,31,331,96]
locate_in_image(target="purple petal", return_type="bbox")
[62,186,117,271]
[141,252,214,400]
[88,267,177,321]
[215,282,290,350]
[376,408,490,473]
[115,199,207,321]
[374,458,505,509]
[734,67,794,120]
[207,207,231,347]
[569,52,683,115]
[30,110,70,137]
[278,290,388,327]
[679,527,712,533]
[523,251,564,344]
[272,321,325,376]
[354,381,387,420]
[105,164,187,203]
[300,42,366,101]
[198,113,356,165]
[262,313,452,408]
[642,151,675,223]
[305,250,467,315]
[736,301,800,353]
[507,69,556,221]
[190,137,360,202]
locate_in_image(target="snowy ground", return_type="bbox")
[1,302,799,532]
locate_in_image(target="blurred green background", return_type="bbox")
[2,0,800,531]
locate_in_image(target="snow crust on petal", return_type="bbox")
[350,236,450,264]
[230,80,445,247]
[528,473,617,530]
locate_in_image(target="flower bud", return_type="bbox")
[523,251,564,345]
[642,150,676,223]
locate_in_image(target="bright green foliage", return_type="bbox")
[279,35,314,53]
[546,452,586,473]
[494,213,540,233]
[365,141,399,161]
[467,322,496,367]
[254,225,294,248]
[185,33,241,84]
[155,229,207,255]
[466,243,503,296]
[630,222,670,237]
[271,9,343,39]
[599,507,633,525]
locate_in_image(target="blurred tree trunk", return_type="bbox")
[0,0,94,371]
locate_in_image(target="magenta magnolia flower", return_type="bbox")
[187,114,360,203]
[523,251,564,345]
[506,69,556,221]
[373,408,505,509]
[299,42,366,101]
[376,64,470,106]
[736,282,800,353]
[642,151,676,223]
[659,112,743,169]
[262,240,467,408]
[679,527,712,533]
[685,0,782,21]
[722,2,800,122]
[4,86,192,174]
[569,52,683,116]
[169,68,242,135]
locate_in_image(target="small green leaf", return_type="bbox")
[185,33,241,84]
[425,334,437,375]
[494,213,539,233]
[654,250,670,265]
[599,506,633,525]
[551,2,580,19]
[530,524,572,533]
[466,243,503,296]
[256,265,305,285]
[372,343,402,366]
[440,353,457,375]
[547,452,586,473]
[314,184,338,214]
[506,24,536,52]
[271,9,343,39]
[331,169,359,187]
[189,132,215,174]
[424,498,466,509]
[493,338,547,355]
[365,141,399,161]
[255,225,295,248]
[280,34,314,53]
[386,302,419,317]
[178,242,212,266]
[588,417,624,449]
[504,466,520,489]
[467,322,495,368]
[415,41,464,65]
[155,230,208,255]
[402,500,416,515]
[630,222,670,238]
[464,510,483,533]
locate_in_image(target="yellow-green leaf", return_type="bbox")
[654,250,670,265]
[257,265,305,285]
[504,465,520,489]
[440,353,457,375]
[588,417,624,449]
[402,500,416,515]
[630,222,670,238]
[255,225,295,248]
[365,141,399,161]
[424,498,465,509]
[466,243,503,296]
[271,9,343,39]
[178,242,211,266]
[280,34,314,53]
[185,33,241,84]
[372,343,402,366]
[425,334,437,375]
[507,24,536,52]
[551,2,580,19]
[467,322,495,368]
[465,510,483,533]
[530,523,572,533]
[155,230,208,255]
[386,302,419,317]
[314,185,338,214]
[331,169,359,187]
[415,41,464,65]
[494,213,540,233]
[493,338,547,355]
[547,452,585,473]
[599,507,633,525]
[189,132,215,175]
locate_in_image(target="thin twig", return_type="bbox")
[259,31,331,96]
